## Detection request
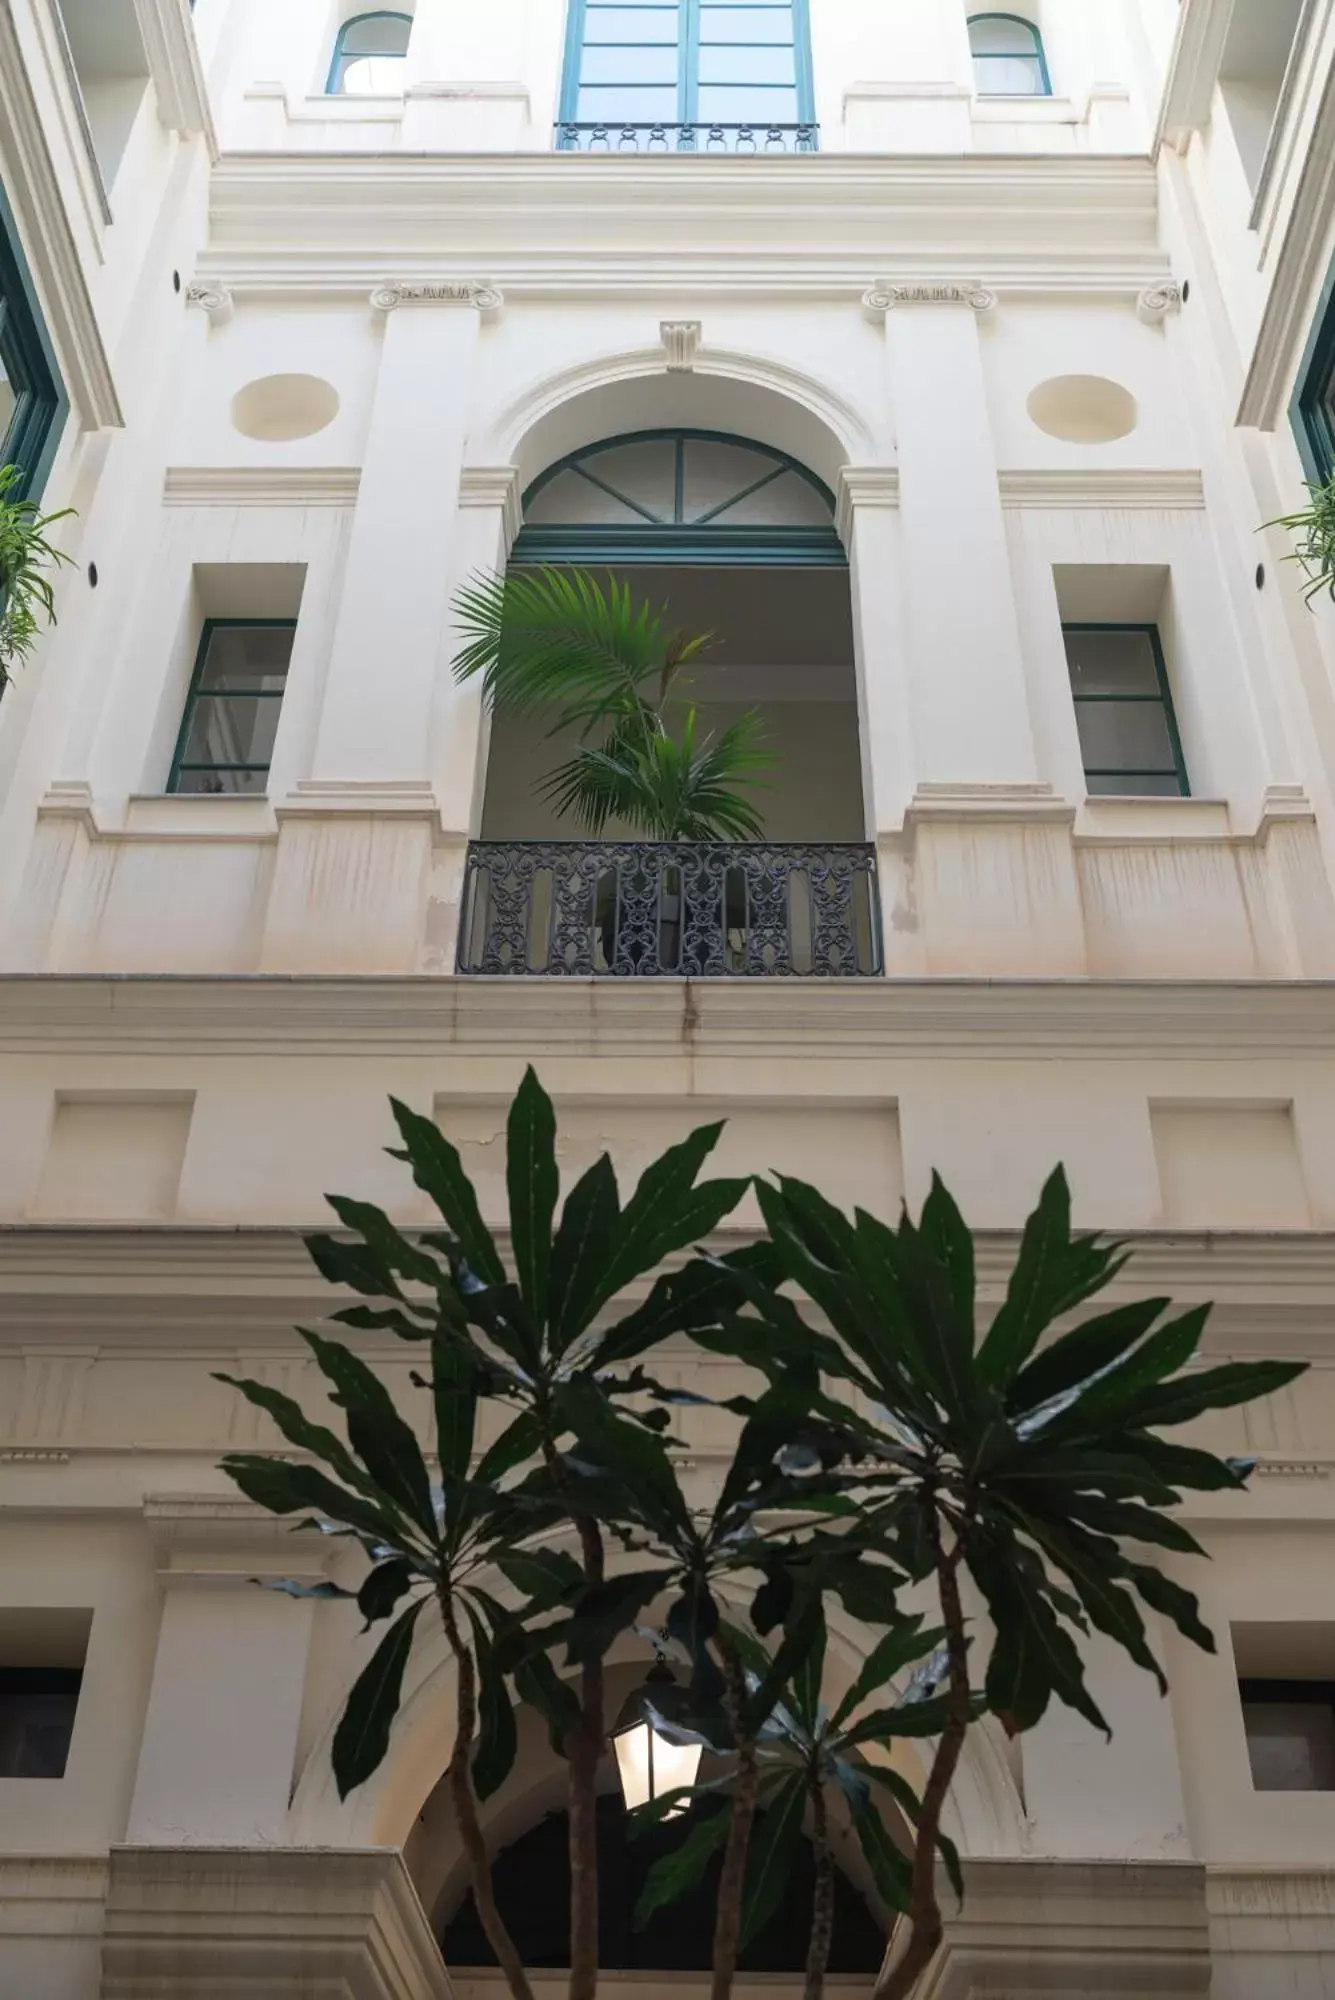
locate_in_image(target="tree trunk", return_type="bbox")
[873,1509,974,2000]
[438,1587,536,2000]
[566,1513,605,2000]
[804,1775,834,2000]
[710,1637,760,2000]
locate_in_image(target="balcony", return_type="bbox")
[456,841,881,978]
[554,122,819,153]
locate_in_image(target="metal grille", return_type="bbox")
[555,121,818,151]
[458,842,881,978]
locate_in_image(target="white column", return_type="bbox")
[307,282,499,788]
[868,280,1038,787]
[125,1505,319,1845]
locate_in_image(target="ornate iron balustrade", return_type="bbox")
[555,121,818,154]
[457,841,881,978]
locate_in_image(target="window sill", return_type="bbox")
[1074,796,1230,842]
[122,794,277,840]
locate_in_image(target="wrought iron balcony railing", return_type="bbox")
[555,121,818,154]
[457,841,881,978]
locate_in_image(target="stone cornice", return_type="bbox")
[199,154,1166,302]
[998,467,1206,508]
[163,465,361,506]
[1,974,1335,1059]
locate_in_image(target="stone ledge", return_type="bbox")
[101,1844,450,2000]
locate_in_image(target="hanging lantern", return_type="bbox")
[610,1656,703,1815]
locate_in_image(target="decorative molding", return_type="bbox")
[184,280,233,325]
[143,1491,329,1583]
[278,779,441,820]
[6,975,1335,1064]
[101,1847,451,2000]
[1137,278,1185,325]
[0,1448,70,1464]
[907,782,1074,827]
[130,0,218,156]
[1237,52,1335,429]
[0,3,122,427]
[862,279,997,319]
[458,464,522,546]
[835,465,900,542]
[660,320,700,371]
[1247,0,1325,230]
[997,467,1206,508]
[9,1347,96,1446]
[370,280,503,320]
[1155,0,1236,148]
[163,465,360,507]
[1253,1458,1331,1478]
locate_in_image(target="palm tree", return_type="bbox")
[451,567,774,841]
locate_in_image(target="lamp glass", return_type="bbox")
[612,1717,703,1815]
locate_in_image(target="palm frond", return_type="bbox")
[451,567,673,733]
[541,706,771,842]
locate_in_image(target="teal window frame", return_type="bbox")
[167,618,297,795]
[557,0,815,134]
[326,10,413,93]
[967,13,1051,96]
[514,427,845,568]
[1062,622,1189,798]
[1291,249,1335,484]
[0,179,67,502]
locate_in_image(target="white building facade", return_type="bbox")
[3,0,1335,1992]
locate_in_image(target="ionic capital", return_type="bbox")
[862,279,997,321]
[370,281,504,321]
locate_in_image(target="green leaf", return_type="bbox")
[513,1647,582,1756]
[463,1599,519,1800]
[549,1152,621,1348]
[387,1097,505,1286]
[219,1453,416,1553]
[850,1795,912,1915]
[431,1336,481,1496]
[593,1121,732,1312]
[332,1598,424,1798]
[213,1370,370,1496]
[322,1194,448,1294]
[301,1329,437,1541]
[358,1558,417,1626]
[565,1570,666,1665]
[555,1379,691,1537]
[634,1803,732,1929]
[1010,1298,1176,1417]
[475,1409,543,1484]
[739,1778,807,1949]
[977,1167,1127,1389]
[833,1616,944,1729]
[497,1548,585,1612]
[917,1171,976,1339]
[1122,1557,1216,1653]
[506,1067,559,1325]
[971,1541,1107,1736]
[743,1598,825,1736]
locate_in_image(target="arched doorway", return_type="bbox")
[442,1793,885,1973]
[460,429,880,977]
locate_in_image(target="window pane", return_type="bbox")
[969,15,1041,54]
[0,1674,81,1780]
[578,84,679,119]
[0,324,28,453]
[698,44,795,83]
[1244,1701,1335,1791]
[338,53,407,92]
[1064,629,1161,696]
[174,765,271,796]
[196,626,294,693]
[973,53,1044,93]
[584,6,679,39]
[343,13,412,56]
[696,83,797,120]
[699,7,794,38]
[179,693,284,772]
[1074,700,1179,775]
[581,44,678,82]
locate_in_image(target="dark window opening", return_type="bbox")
[442,1793,885,1971]
[1240,1678,1335,1792]
[0,1667,83,1779]
[1062,623,1189,798]
[0,183,66,501]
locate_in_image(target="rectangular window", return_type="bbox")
[1062,624,1189,798]
[168,619,296,795]
[1240,1679,1335,1792]
[558,0,814,148]
[0,1667,83,1779]
[1293,255,1335,484]
[0,184,67,501]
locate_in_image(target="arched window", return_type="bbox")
[515,429,844,566]
[967,14,1050,96]
[326,10,412,94]
[557,0,816,152]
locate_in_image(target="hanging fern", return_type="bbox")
[1264,475,1335,606]
[0,464,74,688]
